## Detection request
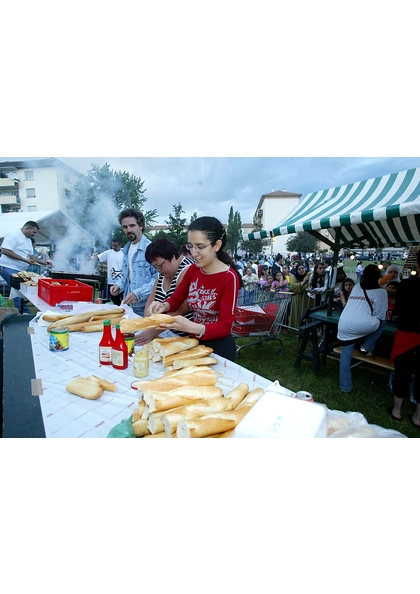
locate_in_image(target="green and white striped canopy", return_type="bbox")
[244,167,420,249]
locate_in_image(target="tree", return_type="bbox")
[226,207,242,256]
[70,163,158,250]
[240,237,271,257]
[285,232,319,254]
[165,203,188,249]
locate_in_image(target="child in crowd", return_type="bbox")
[340,277,355,309]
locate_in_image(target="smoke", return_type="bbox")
[51,189,120,273]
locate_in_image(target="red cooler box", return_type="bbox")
[38,278,94,306]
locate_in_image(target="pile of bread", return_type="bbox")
[44,310,175,334]
[130,336,264,438]
[12,270,44,286]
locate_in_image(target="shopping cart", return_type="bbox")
[233,287,292,355]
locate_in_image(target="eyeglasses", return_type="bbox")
[152,260,166,271]
[185,243,212,252]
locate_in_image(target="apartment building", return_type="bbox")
[0,158,84,215]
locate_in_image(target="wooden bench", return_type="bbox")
[332,347,394,371]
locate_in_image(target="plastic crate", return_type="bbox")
[38,278,93,306]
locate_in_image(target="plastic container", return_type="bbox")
[38,278,93,306]
[99,320,114,365]
[112,323,128,370]
[133,349,149,378]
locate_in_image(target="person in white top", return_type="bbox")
[0,220,51,312]
[96,239,124,305]
[337,265,388,393]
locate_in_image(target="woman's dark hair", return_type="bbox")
[179,244,191,257]
[341,277,355,303]
[310,261,327,289]
[188,216,240,280]
[145,238,179,264]
[118,208,145,230]
[336,267,346,283]
[360,264,381,290]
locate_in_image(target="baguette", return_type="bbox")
[49,308,125,329]
[87,375,117,392]
[163,346,214,367]
[152,336,182,353]
[159,338,199,357]
[134,369,217,395]
[66,377,104,400]
[50,316,123,333]
[177,407,251,438]
[172,356,218,370]
[42,313,74,323]
[144,385,223,412]
[161,396,234,437]
[236,387,265,409]
[225,382,250,409]
[132,418,151,437]
[120,314,175,334]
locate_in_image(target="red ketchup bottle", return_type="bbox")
[99,319,114,365]
[112,323,128,370]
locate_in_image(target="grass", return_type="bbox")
[235,332,419,438]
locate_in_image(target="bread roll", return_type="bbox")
[172,357,218,370]
[66,378,104,400]
[144,385,223,412]
[177,407,251,438]
[142,432,168,438]
[159,338,199,357]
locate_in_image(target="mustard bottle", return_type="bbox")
[133,349,149,378]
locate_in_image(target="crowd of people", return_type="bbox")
[1,213,418,428]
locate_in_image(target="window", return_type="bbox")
[64,174,70,183]
[27,205,37,212]
[26,188,36,198]
[64,189,71,199]
[25,170,34,180]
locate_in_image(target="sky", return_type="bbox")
[2,156,420,226]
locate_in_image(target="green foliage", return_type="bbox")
[285,232,319,254]
[165,203,188,249]
[226,207,242,255]
[240,237,271,256]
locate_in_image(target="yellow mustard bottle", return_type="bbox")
[133,349,149,378]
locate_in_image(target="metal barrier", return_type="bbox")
[237,285,329,332]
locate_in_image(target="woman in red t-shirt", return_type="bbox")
[148,216,241,361]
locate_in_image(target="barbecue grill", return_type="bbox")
[48,270,107,292]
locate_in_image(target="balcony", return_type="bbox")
[0,178,19,190]
[0,194,20,205]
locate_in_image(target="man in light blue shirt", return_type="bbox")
[110,208,158,317]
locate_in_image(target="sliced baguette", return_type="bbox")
[172,356,218,369]
[66,378,104,400]
[87,375,117,392]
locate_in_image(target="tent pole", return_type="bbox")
[326,229,342,316]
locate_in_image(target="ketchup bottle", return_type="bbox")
[99,319,114,365]
[112,323,128,370]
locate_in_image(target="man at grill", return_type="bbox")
[110,208,158,317]
[0,220,51,312]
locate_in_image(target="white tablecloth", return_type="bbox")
[28,303,272,438]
